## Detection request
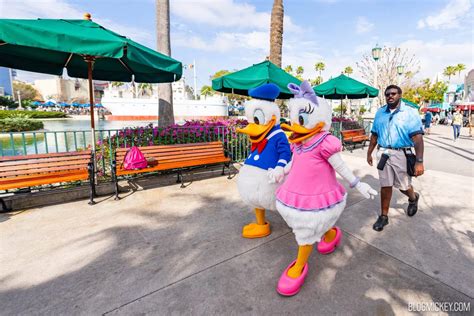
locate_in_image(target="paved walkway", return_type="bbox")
[0,125,472,315]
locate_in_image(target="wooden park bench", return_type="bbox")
[112,141,232,199]
[340,129,369,152]
[0,151,95,212]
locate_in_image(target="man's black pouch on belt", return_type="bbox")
[377,153,389,170]
[403,148,416,176]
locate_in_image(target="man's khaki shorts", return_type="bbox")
[377,149,412,190]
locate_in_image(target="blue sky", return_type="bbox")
[1,0,472,89]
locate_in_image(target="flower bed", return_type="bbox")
[96,118,250,176]
[105,118,248,148]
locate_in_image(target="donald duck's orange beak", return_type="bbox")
[281,122,325,143]
[236,115,277,143]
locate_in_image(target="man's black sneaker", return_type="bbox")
[373,215,389,232]
[407,193,420,217]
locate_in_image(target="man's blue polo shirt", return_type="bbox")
[371,101,424,148]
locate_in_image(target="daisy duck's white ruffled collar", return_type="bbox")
[293,131,330,154]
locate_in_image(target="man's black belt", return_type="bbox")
[377,145,412,151]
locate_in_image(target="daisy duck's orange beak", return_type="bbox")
[236,115,276,143]
[281,121,325,143]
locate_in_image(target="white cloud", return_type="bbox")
[282,37,473,86]
[174,31,268,54]
[315,0,339,3]
[399,39,473,83]
[0,0,155,83]
[356,16,374,34]
[171,0,302,33]
[417,0,472,30]
[171,0,269,30]
[0,0,152,44]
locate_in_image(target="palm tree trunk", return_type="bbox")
[156,0,174,127]
[269,0,284,67]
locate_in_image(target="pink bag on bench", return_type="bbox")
[122,146,148,170]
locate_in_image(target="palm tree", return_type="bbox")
[210,69,230,80]
[138,83,153,96]
[455,63,466,78]
[269,0,284,67]
[296,66,304,75]
[200,85,214,98]
[156,0,174,126]
[111,81,124,87]
[344,66,353,76]
[404,71,414,80]
[443,66,456,82]
[311,76,323,86]
[295,66,304,80]
[284,65,293,74]
[314,61,325,80]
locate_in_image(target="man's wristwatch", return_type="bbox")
[416,158,423,163]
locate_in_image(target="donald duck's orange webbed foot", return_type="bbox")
[242,222,271,238]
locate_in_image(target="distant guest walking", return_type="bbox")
[367,85,425,231]
[424,111,432,135]
[452,108,463,141]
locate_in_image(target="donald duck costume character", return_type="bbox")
[236,83,291,238]
[272,81,378,296]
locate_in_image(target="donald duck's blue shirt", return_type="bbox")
[244,125,292,170]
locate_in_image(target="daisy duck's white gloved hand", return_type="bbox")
[328,152,378,200]
[355,181,378,199]
[268,166,285,184]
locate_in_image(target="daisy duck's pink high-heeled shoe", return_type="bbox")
[317,226,342,255]
[276,260,309,296]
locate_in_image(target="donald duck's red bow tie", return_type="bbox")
[251,139,268,153]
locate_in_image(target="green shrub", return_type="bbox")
[0,96,17,108]
[0,114,44,132]
[0,110,67,119]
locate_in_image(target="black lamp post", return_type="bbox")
[397,64,404,86]
[371,44,382,109]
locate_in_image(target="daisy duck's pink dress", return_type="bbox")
[276,131,348,245]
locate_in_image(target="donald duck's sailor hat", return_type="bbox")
[248,83,280,101]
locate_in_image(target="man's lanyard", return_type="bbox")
[387,104,401,147]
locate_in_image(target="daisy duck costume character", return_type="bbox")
[236,83,291,238]
[272,81,378,296]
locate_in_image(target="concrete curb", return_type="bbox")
[1,164,239,211]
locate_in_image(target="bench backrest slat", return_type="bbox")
[341,129,366,138]
[116,142,226,165]
[0,170,87,185]
[0,151,91,161]
[0,159,91,172]
[0,154,92,167]
[116,148,225,161]
[0,151,91,179]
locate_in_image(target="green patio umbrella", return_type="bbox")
[401,98,420,110]
[0,17,182,132]
[314,74,378,99]
[313,73,379,116]
[211,60,301,99]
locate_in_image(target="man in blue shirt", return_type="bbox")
[367,85,425,231]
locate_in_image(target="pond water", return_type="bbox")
[42,118,158,131]
[2,119,158,156]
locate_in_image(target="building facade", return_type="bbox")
[0,67,13,97]
[34,77,105,103]
[464,69,474,101]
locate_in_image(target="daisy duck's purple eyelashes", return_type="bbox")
[287,80,319,106]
